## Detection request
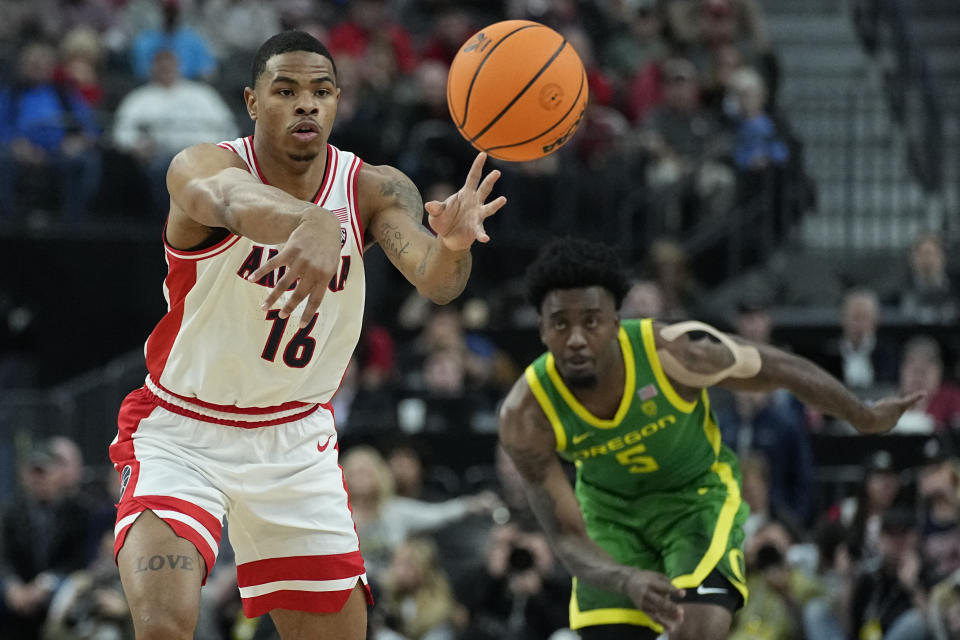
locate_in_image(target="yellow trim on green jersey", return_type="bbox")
[639,319,697,414]
[544,326,636,429]
[568,577,662,632]
[701,389,722,456]
[525,365,568,451]
[672,461,742,591]
[727,549,749,603]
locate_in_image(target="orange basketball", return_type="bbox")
[447,20,589,162]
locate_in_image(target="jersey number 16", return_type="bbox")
[261,311,318,368]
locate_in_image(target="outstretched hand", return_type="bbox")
[622,570,685,633]
[425,152,507,251]
[853,392,926,434]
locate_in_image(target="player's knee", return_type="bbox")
[130,605,198,640]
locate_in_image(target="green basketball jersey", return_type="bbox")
[525,318,728,496]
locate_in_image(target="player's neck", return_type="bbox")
[252,135,329,202]
[569,344,626,420]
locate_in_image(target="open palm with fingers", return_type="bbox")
[248,211,342,328]
[854,391,926,434]
[425,152,507,251]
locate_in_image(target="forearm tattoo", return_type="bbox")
[377,221,410,259]
[379,177,425,221]
[430,254,471,301]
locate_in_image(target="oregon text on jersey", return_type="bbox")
[569,415,677,462]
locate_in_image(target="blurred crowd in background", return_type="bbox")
[0,0,812,244]
[0,0,958,639]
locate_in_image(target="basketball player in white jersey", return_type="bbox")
[109,31,506,639]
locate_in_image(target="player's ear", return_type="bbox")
[537,316,548,346]
[244,87,258,121]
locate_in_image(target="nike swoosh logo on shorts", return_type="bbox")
[572,432,590,444]
[317,435,333,452]
[696,584,728,596]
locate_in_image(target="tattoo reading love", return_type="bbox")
[135,554,195,572]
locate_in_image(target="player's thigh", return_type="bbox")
[118,510,205,637]
[673,602,732,640]
[269,583,367,640]
[578,624,660,640]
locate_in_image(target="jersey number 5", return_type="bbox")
[261,311,318,368]
[615,444,659,473]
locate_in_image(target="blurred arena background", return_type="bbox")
[0,0,958,638]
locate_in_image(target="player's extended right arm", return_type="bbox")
[167,143,336,245]
[167,144,342,326]
[498,377,685,633]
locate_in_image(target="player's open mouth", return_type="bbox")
[291,121,320,141]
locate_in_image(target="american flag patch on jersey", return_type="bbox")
[330,207,349,224]
[637,384,658,400]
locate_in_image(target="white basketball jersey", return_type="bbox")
[144,137,365,409]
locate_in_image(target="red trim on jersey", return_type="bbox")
[218,142,239,154]
[244,136,269,184]
[347,157,364,254]
[162,225,241,259]
[241,582,373,618]
[315,145,337,205]
[237,551,366,587]
[149,391,324,427]
[145,253,197,381]
[151,377,313,414]
[114,495,222,583]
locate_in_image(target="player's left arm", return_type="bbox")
[359,152,506,304]
[653,321,924,435]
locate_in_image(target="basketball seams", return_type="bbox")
[447,19,588,161]
[458,23,540,131]
[483,60,588,153]
[468,36,570,144]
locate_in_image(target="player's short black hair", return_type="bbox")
[525,238,631,312]
[251,30,337,87]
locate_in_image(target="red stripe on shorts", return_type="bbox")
[241,582,374,618]
[116,495,223,539]
[237,550,366,587]
[114,495,223,584]
[111,386,155,483]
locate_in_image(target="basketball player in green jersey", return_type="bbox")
[498,238,923,640]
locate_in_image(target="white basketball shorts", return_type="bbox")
[110,378,372,617]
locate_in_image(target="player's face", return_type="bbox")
[539,287,620,389]
[246,51,340,162]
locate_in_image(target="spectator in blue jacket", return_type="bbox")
[0,42,101,222]
[727,66,788,171]
[130,0,216,81]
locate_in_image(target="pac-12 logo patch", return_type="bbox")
[340,227,347,247]
[119,465,132,496]
[463,32,490,54]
